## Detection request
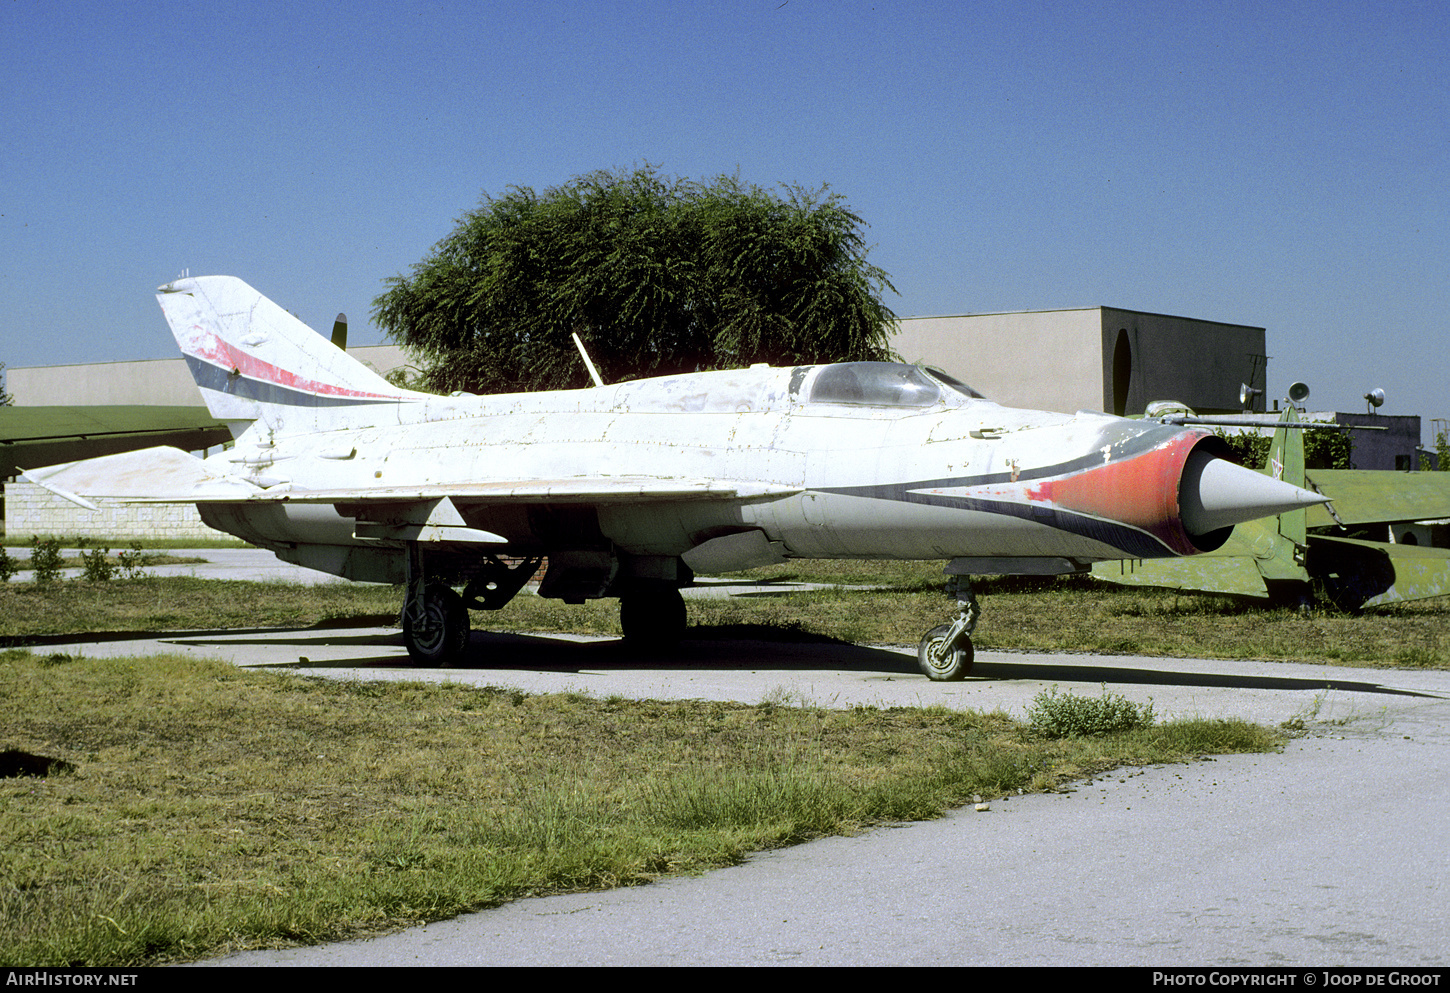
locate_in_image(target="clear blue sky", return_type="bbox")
[3,0,1445,439]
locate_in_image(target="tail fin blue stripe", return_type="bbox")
[185,357,399,409]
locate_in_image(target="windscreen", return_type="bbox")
[921,367,986,400]
[808,362,984,406]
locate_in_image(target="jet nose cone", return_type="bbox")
[1180,451,1327,535]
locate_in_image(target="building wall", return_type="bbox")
[1198,412,1425,471]
[1101,308,1266,416]
[6,481,220,540]
[893,308,1266,417]
[15,317,1263,419]
[9,358,205,407]
[3,346,410,538]
[8,346,411,406]
[1331,413,1425,471]
[893,310,1104,413]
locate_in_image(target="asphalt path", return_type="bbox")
[16,549,1450,966]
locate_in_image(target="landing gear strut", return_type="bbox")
[918,575,979,681]
[619,581,687,649]
[401,542,470,666]
[403,582,469,666]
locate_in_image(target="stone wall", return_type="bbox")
[3,481,223,541]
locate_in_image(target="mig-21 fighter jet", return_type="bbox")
[23,276,1325,678]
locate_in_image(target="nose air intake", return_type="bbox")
[1179,448,1326,538]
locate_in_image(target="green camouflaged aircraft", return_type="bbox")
[1093,406,1450,611]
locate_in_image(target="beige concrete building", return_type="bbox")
[5,346,411,407]
[8,312,1266,417]
[10,308,1272,418]
[891,307,1268,416]
[3,347,409,539]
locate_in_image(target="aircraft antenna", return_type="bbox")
[572,333,605,388]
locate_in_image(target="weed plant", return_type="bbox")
[74,540,149,582]
[76,539,114,582]
[1026,684,1156,739]
[27,537,62,585]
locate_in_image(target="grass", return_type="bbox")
[53,553,207,569]
[0,578,402,639]
[0,649,1282,966]
[700,562,1450,669]
[1,563,1447,668]
[3,535,253,549]
[0,558,1390,965]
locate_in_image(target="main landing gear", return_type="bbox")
[400,545,542,667]
[918,575,979,681]
[399,543,688,666]
[402,581,469,666]
[618,581,687,649]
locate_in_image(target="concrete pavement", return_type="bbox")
[10,549,1449,966]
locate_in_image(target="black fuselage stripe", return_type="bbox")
[816,478,1175,559]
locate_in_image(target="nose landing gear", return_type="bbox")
[918,575,979,681]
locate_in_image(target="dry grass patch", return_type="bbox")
[0,578,402,640]
[1,649,1278,965]
[2,563,1446,668]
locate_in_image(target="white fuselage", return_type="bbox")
[196,362,1211,580]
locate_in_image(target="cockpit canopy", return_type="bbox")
[808,362,984,407]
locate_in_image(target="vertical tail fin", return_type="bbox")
[157,275,423,437]
[1265,405,1308,548]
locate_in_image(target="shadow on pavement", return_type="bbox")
[130,623,1444,701]
[11,620,1438,701]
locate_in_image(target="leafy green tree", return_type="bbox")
[1304,428,1353,470]
[0,361,12,406]
[1435,430,1449,471]
[1215,427,1352,471]
[1215,432,1270,468]
[373,166,899,394]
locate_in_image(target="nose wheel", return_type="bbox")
[918,623,974,680]
[917,576,979,681]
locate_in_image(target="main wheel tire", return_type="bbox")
[917,624,974,681]
[619,584,687,649]
[403,584,470,666]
